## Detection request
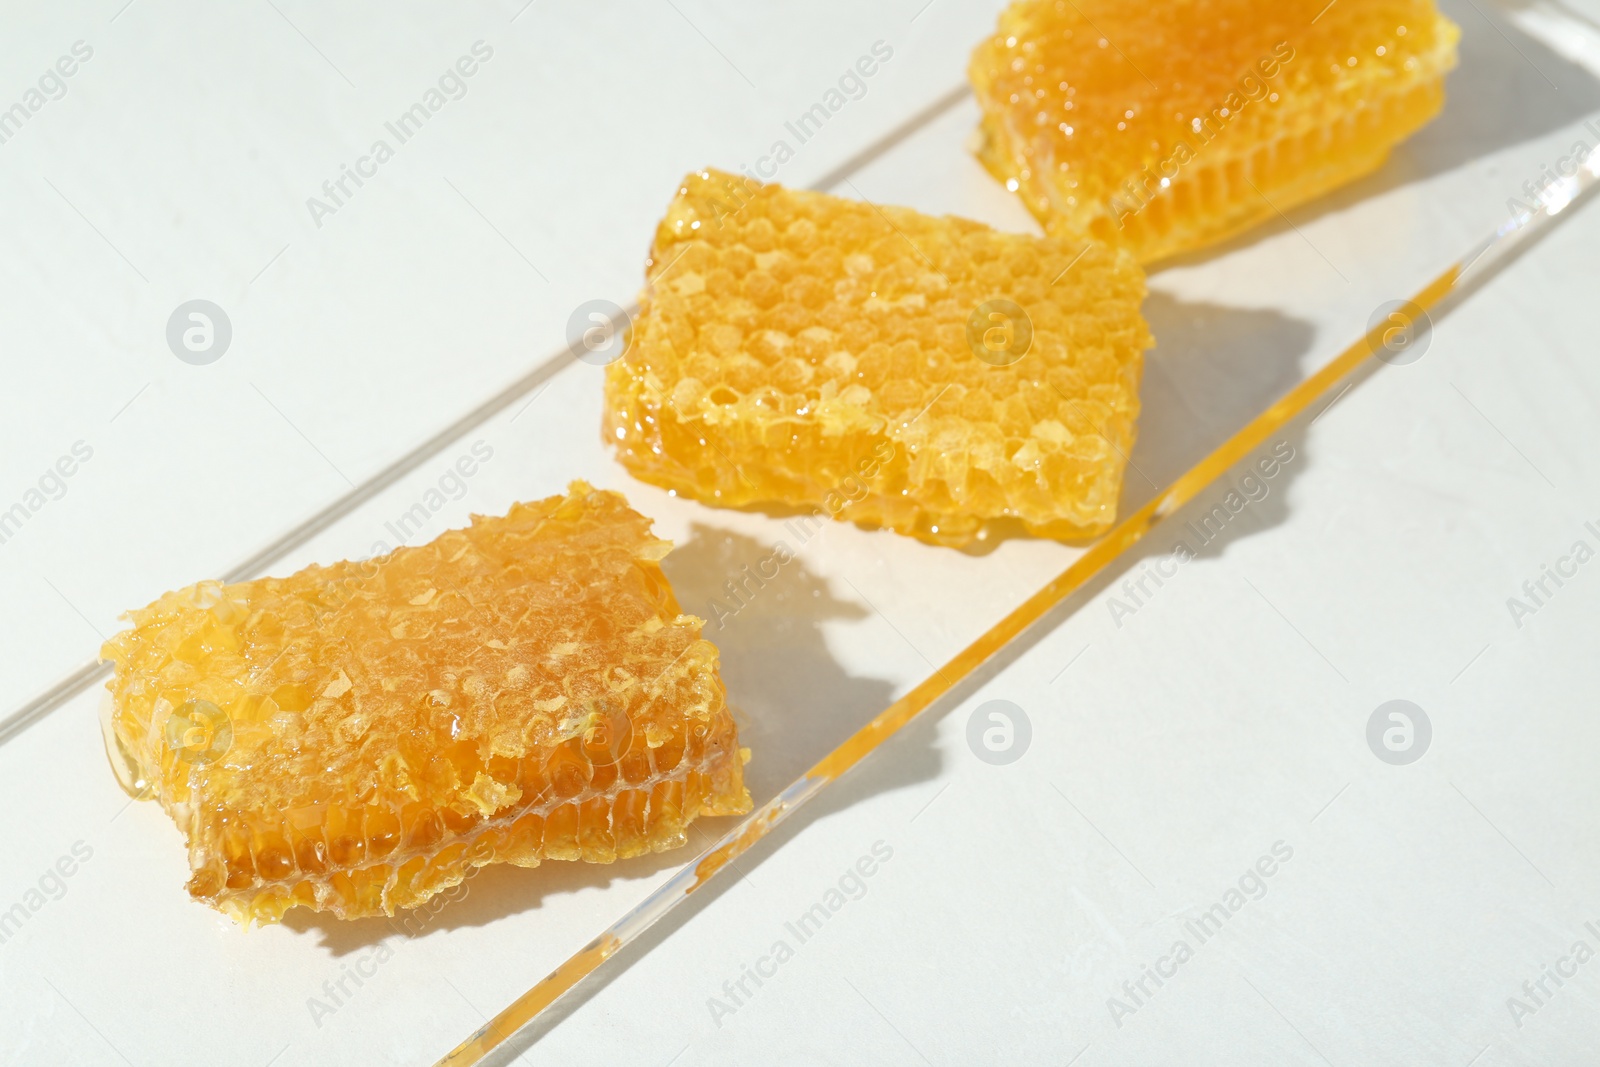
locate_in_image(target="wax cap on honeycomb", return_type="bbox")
[99,482,751,924]
[603,169,1151,547]
[969,0,1460,262]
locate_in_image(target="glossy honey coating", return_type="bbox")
[604,170,1151,547]
[969,0,1460,262]
[100,482,751,924]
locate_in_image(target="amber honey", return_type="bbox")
[101,482,751,923]
[969,0,1460,262]
[604,169,1151,546]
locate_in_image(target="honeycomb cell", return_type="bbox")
[99,481,751,924]
[604,169,1152,546]
[969,0,1460,262]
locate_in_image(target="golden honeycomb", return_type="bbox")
[603,169,1151,546]
[99,482,751,924]
[969,0,1460,262]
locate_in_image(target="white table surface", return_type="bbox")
[4,1,1600,1064]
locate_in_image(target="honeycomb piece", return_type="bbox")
[99,482,751,924]
[603,169,1151,546]
[969,0,1460,262]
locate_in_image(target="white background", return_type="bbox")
[3,0,1600,1064]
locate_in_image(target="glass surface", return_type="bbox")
[2,1,1598,1065]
